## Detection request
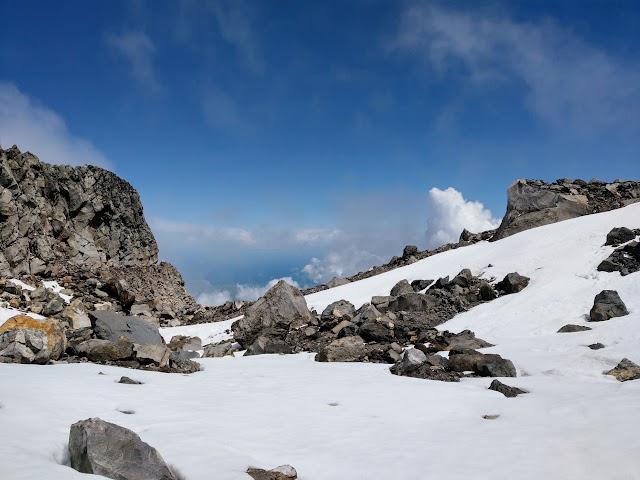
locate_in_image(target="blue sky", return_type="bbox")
[1,0,639,303]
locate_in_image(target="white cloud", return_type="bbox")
[197,289,232,306]
[236,277,300,301]
[196,277,300,306]
[106,30,163,92]
[208,0,264,74]
[302,249,383,284]
[392,4,640,136]
[149,218,255,245]
[0,83,112,168]
[426,187,499,247]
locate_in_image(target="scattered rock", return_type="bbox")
[483,415,500,420]
[68,417,178,479]
[202,340,239,358]
[605,227,636,246]
[496,272,530,294]
[326,277,349,288]
[167,335,202,352]
[118,376,143,385]
[557,324,592,333]
[605,358,640,382]
[75,338,134,363]
[410,279,433,292]
[247,464,298,480]
[488,379,527,397]
[134,344,171,367]
[588,343,605,350]
[597,240,640,276]
[589,290,629,321]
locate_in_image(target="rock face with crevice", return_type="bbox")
[0,145,158,277]
[492,178,640,241]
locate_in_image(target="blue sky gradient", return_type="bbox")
[1,0,639,301]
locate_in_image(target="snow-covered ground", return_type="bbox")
[1,203,640,479]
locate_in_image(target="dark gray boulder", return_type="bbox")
[389,348,459,381]
[496,273,530,294]
[321,300,356,325]
[589,290,629,321]
[588,343,605,350]
[244,335,294,356]
[557,324,592,333]
[488,379,527,397]
[89,310,164,345]
[358,321,395,343]
[605,227,636,246]
[449,349,516,377]
[68,417,177,480]
[75,338,134,363]
[232,280,315,348]
[410,279,433,292]
[390,280,414,296]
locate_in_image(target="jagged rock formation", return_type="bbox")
[493,178,640,241]
[0,145,158,276]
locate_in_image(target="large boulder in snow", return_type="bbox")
[244,334,294,356]
[390,348,460,382]
[448,349,516,377]
[605,227,636,246]
[89,309,164,345]
[68,417,177,479]
[488,379,527,397]
[0,315,66,363]
[75,338,134,363]
[492,178,640,241]
[232,280,315,347]
[589,290,629,322]
[496,273,530,294]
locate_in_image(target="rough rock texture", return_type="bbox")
[589,290,629,322]
[68,417,177,480]
[488,379,527,397]
[0,315,66,363]
[605,358,640,382]
[495,273,530,294]
[605,227,637,246]
[231,280,316,348]
[247,465,298,480]
[89,310,164,345]
[598,240,640,276]
[0,145,157,277]
[493,178,640,241]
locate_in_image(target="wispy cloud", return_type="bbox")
[208,0,264,74]
[149,218,256,245]
[391,4,640,136]
[197,276,300,305]
[0,83,112,169]
[105,30,164,93]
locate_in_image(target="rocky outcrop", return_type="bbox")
[493,178,640,241]
[0,315,66,363]
[68,418,178,479]
[0,145,157,276]
[598,240,640,276]
[231,280,316,348]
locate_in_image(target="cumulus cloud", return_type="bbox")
[426,187,499,247]
[392,4,640,136]
[196,276,300,306]
[196,289,232,306]
[106,30,163,92]
[300,187,499,284]
[0,83,112,168]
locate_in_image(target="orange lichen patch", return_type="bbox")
[0,315,66,355]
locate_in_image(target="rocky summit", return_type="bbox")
[0,145,157,277]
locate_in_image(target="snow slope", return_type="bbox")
[1,203,640,480]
